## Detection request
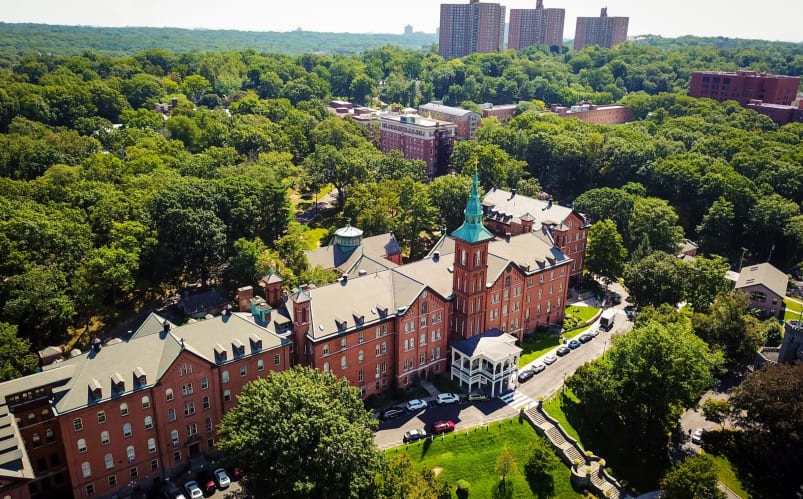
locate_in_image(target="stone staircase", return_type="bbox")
[523,404,626,499]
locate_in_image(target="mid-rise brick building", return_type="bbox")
[419,102,481,140]
[439,0,506,59]
[689,70,800,106]
[379,114,456,178]
[573,8,628,50]
[550,102,634,125]
[508,0,565,50]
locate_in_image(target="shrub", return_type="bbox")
[456,479,471,499]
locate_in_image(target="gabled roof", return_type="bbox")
[305,233,401,273]
[452,329,521,362]
[482,188,580,230]
[735,263,788,298]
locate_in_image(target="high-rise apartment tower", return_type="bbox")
[508,0,565,50]
[439,0,506,59]
[573,7,628,50]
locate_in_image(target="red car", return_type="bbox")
[432,420,455,435]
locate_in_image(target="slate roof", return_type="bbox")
[482,188,576,229]
[305,233,401,275]
[735,263,788,298]
[419,102,479,118]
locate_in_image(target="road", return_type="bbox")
[374,287,633,450]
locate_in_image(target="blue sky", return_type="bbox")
[2,0,801,42]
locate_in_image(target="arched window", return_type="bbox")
[166,388,174,401]
[147,438,156,454]
[170,430,179,446]
[126,445,135,462]
[119,403,128,416]
[223,389,231,402]
[323,362,330,373]
[32,433,41,447]
[122,423,132,438]
[358,350,364,362]
[104,453,114,470]
[77,438,87,453]
[340,356,347,369]
[205,417,213,432]
[101,431,110,446]
[144,416,153,430]
[222,370,229,383]
[141,396,150,409]
[81,462,91,478]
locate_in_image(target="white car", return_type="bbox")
[213,468,231,489]
[691,428,704,445]
[436,393,460,405]
[543,354,557,365]
[183,481,203,499]
[406,399,428,412]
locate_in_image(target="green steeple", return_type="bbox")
[451,169,494,244]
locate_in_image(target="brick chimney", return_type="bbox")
[237,286,254,312]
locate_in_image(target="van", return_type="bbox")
[600,309,616,331]
[468,391,488,401]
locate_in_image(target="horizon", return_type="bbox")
[1,0,801,44]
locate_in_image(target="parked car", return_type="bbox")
[517,369,535,382]
[531,363,546,374]
[586,327,600,337]
[406,399,428,412]
[691,428,704,445]
[432,420,455,435]
[556,346,571,356]
[162,480,187,499]
[184,481,203,499]
[436,393,460,405]
[197,471,216,496]
[568,339,582,349]
[403,428,429,442]
[578,333,592,343]
[543,354,557,365]
[468,391,488,401]
[611,294,622,305]
[213,468,231,489]
[226,467,244,482]
[381,407,405,420]
[625,306,636,321]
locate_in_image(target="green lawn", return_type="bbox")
[388,418,582,498]
[784,297,803,322]
[706,453,749,499]
[301,227,329,249]
[518,334,562,367]
[565,305,599,324]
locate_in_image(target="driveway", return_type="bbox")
[374,304,634,449]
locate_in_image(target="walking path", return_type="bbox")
[523,402,627,499]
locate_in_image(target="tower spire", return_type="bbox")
[451,168,494,244]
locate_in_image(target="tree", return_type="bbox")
[683,255,731,313]
[691,292,764,366]
[628,197,685,254]
[495,447,518,485]
[623,251,687,307]
[228,237,270,288]
[524,436,561,499]
[427,174,473,231]
[697,197,735,259]
[0,322,40,382]
[660,454,724,499]
[217,367,382,498]
[585,219,628,287]
[572,187,634,233]
[700,399,730,428]
[374,454,451,499]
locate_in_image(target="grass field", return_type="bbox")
[388,418,582,498]
[784,297,803,322]
[706,453,749,499]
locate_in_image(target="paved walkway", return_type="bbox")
[418,378,440,398]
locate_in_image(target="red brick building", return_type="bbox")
[550,102,634,125]
[481,188,589,283]
[689,70,800,106]
[419,102,481,140]
[379,114,456,178]
[508,0,565,50]
[746,100,803,125]
[0,308,291,499]
[439,0,506,59]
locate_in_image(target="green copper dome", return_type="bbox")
[451,169,494,244]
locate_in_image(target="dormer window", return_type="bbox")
[90,379,102,400]
[250,334,262,351]
[232,339,245,357]
[352,311,364,326]
[334,317,347,331]
[111,373,125,393]
[214,344,227,363]
[376,305,388,317]
[134,366,146,387]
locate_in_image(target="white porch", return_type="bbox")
[450,329,522,397]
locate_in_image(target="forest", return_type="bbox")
[0,37,800,364]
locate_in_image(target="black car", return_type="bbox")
[578,333,592,343]
[381,407,405,421]
[611,294,622,305]
[517,369,535,382]
[556,345,571,356]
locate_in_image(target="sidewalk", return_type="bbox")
[419,378,440,398]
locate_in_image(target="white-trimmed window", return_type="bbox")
[141,396,150,409]
[122,423,132,438]
[120,403,129,417]
[77,438,87,453]
[144,416,153,430]
[166,388,174,401]
[147,438,156,454]
[126,445,135,462]
[81,461,91,478]
[101,431,110,446]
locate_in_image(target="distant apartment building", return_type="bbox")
[439,0,506,59]
[508,0,565,50]
[689,70,800,106]
[550,102,634,125]
[379,113,456,178]
[419,102,481,140]
[479,103,519,121]
[573,8,628,50]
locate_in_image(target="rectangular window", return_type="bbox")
[257,359,265,371]
[168,408,176,422]
[73,418,83,432]
[240,365,247,377]
[151,459,159,471]
[181,384,194,396]
[274,354,280,366]
[201,377,208,390]
[108,475,117,487]
[184,402,196,416]
[86,484,95,496]
[97,412,106,424]
[358,332,364,344]
[174,451,181,463]
[130,467,138,479]
[186,424,198,437]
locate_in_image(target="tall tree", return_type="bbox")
[585,219,628,287]
[524,436,562,499]
[623,251,687,307]
[628,197,685,254]
[0,322,40,382]
[217,367,382,498]
[660,455,724,499]
[683,255,731,313]
[692,292,764,366]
